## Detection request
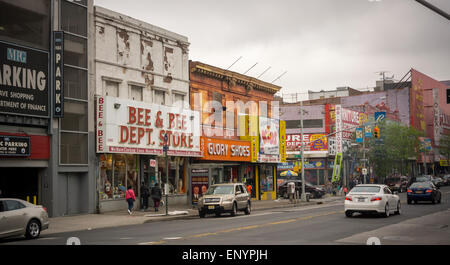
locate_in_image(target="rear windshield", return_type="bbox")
[350,186,381,193]
[206,185,234,195]
[416,177,430,182]
[410,182,432,188]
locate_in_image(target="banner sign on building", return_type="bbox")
[259,117,280,155]
[332,152,343,183]
[356,128,363,143]
[433,88,441,147]
[280,120,287,162]
[364,126,372,138]
[335,105,343,154]
[53,31,64,117]
[0,135,30,156]
[0,41,49,117]
[286,134,328,153]
[96,96,201,156]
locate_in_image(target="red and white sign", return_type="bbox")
[286,134,328,153]
[96,96,201,157]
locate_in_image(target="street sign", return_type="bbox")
[375,112,386,122]
[356,128,363,143]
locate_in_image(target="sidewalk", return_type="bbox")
[42,195,344,235]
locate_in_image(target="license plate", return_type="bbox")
[358,198,365,202]
[415,191,423,194]
[208,206,215,210]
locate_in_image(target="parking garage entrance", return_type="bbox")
[0,168,40,204]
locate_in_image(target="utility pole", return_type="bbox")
[300,100,306,202]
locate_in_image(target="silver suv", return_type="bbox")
[197,183,251,218]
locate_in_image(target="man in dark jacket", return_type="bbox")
[140,182,150,211]
[151,183,162,212]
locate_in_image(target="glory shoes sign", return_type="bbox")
[0,41,49,117]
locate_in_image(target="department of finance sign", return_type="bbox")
[0,41,49,117]
[0,135,30,156]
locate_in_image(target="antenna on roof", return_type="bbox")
[257,66,271,79]
[226,56,243,70]
[272,71,287,84]
[243,62,258,75]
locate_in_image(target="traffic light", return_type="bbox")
[374,126,380,138]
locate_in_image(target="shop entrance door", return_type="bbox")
[0,168,39,203]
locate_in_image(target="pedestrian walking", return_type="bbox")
[151,183,162,212]
[140,182,150,211]
[343,186,348,195]
[125,185,136,215]
[246,183,252,196]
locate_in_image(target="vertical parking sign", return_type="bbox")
[53,31,64,117]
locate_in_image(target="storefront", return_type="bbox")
[191,137,255,203]
[96,96,201,212]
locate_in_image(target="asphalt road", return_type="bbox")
[2,186,450,245]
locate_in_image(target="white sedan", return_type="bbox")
[344,184,401,218]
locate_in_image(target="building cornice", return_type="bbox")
[190,61,281,95]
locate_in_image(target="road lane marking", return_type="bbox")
[163,237,183,240]
[151,210,344,244]
[138,240,166,245]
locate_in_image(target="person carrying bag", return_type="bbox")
[151,183,162,212]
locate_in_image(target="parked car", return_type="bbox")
[277,180,325,199]
[344,184,401,218]
[407,182,441,204]
[0,198,49,240]
[443,175,450,186]
[432,177,444,187]
[197,183,251,218]
[385,175,408,192]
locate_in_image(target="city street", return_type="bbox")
[1,186,449,245]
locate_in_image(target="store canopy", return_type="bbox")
[280,170,298,177]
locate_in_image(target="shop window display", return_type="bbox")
[157,157,187,194]
[99,154,138,200]
[259,165,274,193]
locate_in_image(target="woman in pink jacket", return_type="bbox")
[125,186,136,215]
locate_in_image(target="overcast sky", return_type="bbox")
[94,0,450,99]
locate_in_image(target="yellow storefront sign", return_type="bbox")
[280,120,287,163]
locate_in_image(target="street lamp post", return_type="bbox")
[163,133,169,216]
[300,100,306,202]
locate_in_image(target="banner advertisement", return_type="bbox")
[332,152,343,183]
[259,117,280,155]
[280,120,287,162]
[0,41,49,117]
[191,169,209,205]
[286,133,328,153]
[96,96,201,156]
[364,126,372,138]
[356,128,363,143]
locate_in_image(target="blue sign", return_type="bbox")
[356,128,363,143]
[375,112,386,122]
[364,126,372,138]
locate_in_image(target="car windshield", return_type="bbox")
[350,186,381,193]
[410,182,432,188]
[206,185,234,195]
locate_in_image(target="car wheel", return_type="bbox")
[395,202,401,215]
[345,211,353,217]
[25,219,41,239]
[199,211,206,218]
[244,201,251,215]
[383,203,390,218]
[230,202,237,217]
